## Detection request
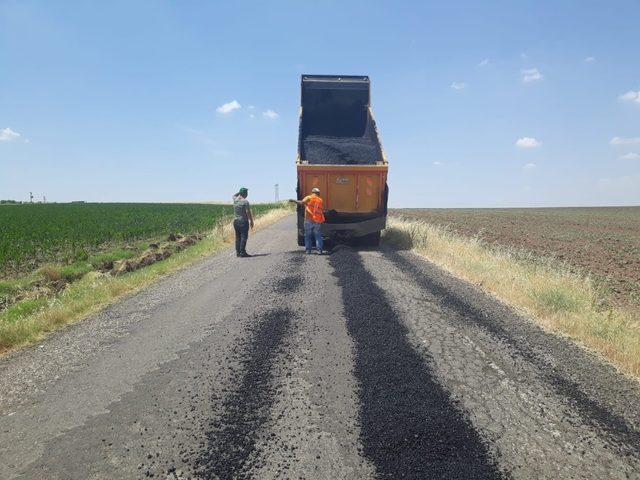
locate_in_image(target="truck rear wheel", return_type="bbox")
[359,231,381,247]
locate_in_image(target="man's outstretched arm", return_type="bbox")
[289,197,308,206]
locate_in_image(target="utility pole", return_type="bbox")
[43,195,46,204]
[274,183,279,202]
[29,192,33,203]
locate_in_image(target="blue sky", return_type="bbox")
[1,0,639,207]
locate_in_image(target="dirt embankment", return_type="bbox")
[110,233,203,275]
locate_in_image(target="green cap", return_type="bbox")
[238,187,248,195]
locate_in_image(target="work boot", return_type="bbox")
[239,252,251,258]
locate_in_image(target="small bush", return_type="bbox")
[89,249,135,269]
[531,287,582,314]
[59,263,93,282]
[4,298,48,323]
[39,265,62,282]
[382,226,414,250]
[0,280,21,297]
[73,249,89,262]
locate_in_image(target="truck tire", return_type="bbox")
[359,231,381,247]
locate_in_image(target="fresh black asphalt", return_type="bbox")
[331,248,505,479]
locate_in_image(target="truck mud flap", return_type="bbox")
[322,216,387,238]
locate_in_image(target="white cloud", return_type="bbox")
[610,136,640,146]
[216,100,241,114]
[262,109,279,119]
[478,58,489,67]
[0,127,21,142]
[521,68,543,83]
[621,152,640,161]
[248,105,255,110]
[433,161,442,166]
[520,53,528,60]
[618,90,640,104]
[523,162,537,170]
[450,82,467,90]
[515,137,542,148]
[249,113,255,119]
[584,56,596,63]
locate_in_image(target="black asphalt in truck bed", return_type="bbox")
[300,107,384,165]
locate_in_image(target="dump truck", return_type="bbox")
[295,74,389,246]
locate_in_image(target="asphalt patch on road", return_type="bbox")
[194,307,294,479]
[330,247,505,479]
[386,250,640,457]
[273,253,305,294]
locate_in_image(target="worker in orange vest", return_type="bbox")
[289,187,326,254]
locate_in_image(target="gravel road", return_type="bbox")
[1,215,639,479]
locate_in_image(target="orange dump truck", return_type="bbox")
[296,75,389,246]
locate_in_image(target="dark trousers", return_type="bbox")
[233,219,249,254]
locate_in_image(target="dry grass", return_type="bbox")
[0,207,293,353]
[384,216,640,379]
[218,207,293,243]
[38,265,63,282]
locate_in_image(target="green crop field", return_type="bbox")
[0,202,279,276]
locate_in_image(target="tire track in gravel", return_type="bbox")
[194,254,305,479]
[329,247,506,479]
[194,307,295,479]
[246,252,376,479]
[386,250,640,457]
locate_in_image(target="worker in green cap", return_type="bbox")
[232,187,254,257]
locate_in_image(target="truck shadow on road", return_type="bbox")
[329,247,505,479]
[382,248,640,458]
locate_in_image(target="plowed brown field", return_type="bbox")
[391,207,640,314]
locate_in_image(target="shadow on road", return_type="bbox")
[384,248,640,457]
[329,247,504,479]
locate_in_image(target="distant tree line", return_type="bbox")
[0,200,22,204]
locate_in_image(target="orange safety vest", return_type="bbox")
[304,194,325,223]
